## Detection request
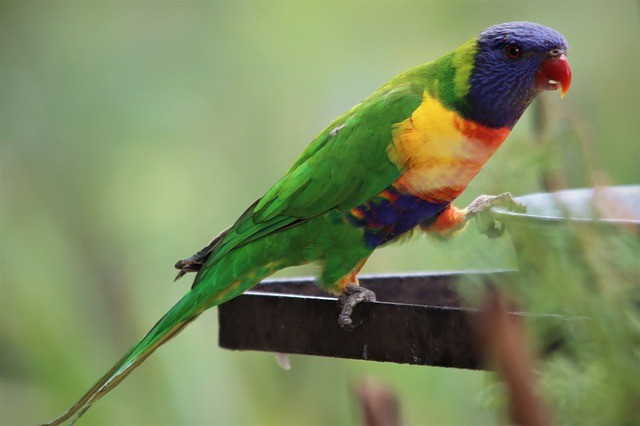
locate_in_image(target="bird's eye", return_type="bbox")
[505,45,521,59]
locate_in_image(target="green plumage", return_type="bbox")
[202,82,423,270]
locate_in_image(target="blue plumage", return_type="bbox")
[346,186,449,248]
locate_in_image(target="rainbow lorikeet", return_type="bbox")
[44,21,571,425]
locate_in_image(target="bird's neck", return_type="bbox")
[402,40,535,130]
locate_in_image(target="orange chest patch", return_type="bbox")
[387,91,510,202]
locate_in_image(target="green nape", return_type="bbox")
[451,37,479,99]
[386,36,478,114]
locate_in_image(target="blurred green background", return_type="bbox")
[1,1,638,425]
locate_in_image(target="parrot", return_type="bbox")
[43,21,571,425]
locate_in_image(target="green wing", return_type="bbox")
[194,82,423,277]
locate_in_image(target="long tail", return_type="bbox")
[42,290,205,426]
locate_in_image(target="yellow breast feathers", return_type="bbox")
[387,91,510,203]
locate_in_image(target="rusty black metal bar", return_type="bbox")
[218,270,522,370]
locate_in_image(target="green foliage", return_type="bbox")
[466,220,639,425]
[528,227,640,425]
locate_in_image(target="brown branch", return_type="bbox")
[354,377,402,426]
[476,290,551,426]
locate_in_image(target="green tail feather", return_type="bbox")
[44,229,295,425]
[42,291,203,426]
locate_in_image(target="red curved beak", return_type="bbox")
[535,53,572,98]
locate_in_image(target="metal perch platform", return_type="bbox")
[218,270,518,370]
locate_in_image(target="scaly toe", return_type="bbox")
[337,284,376,329]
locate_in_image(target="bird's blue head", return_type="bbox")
[465,21,571,129]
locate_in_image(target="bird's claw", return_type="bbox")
[466,192,526,216]
[466,193,526,238]
[338,283,376,329]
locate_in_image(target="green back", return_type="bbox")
[194,38,480,282]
